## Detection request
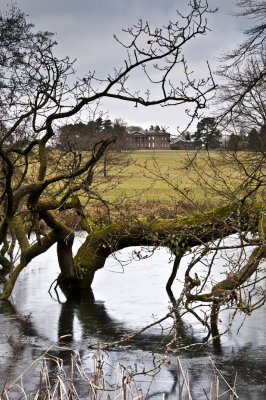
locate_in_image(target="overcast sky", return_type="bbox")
[3,0,249,134]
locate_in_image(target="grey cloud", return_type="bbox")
[3,0,249,131]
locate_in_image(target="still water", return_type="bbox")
[0,233,265,399]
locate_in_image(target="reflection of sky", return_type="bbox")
[2,232,262,360]
[93,243,266,343]
[12,242,62,342]
[7,234,266,346]
[93,246,176,329]
[1,234,266,398]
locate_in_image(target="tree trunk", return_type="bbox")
[73,202,258,289]
[57,237,75,279]
[39,210,77,285]
[210,301,220,337]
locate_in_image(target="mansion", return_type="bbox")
[125,129,171,150]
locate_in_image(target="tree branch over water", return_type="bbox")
[0,1,265,371]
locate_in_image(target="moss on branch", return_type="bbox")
[10,216,29,251]
[73,202,262,286]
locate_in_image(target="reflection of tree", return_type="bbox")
[0,299,39,338]
[56,286,201,398]
[0,287,192,399]
[0,298,43,391]
[57,285,191,350]
[0,278,225,360]
[1,285,191,351]
[1,287,265,398]
[58,286,125,343]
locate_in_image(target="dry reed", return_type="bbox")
[0,339,238,400]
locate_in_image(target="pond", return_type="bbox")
[0,233,265,399]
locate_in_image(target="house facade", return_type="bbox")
[125,129,171,150]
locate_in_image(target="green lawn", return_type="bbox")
[94,150,188,201]
[36,148,263,216]
[91,150,217,204]
[40,148,264,221]
[94,149,265,206]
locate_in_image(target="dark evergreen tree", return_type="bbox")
[227,133,245,151]
[193,117,221,150]
[247,125,266,151]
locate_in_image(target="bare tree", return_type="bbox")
[0,3,265,384]
[81,0,265,359]
[0,1,216,299]
[216,0,266,133]
[121,0,266,355]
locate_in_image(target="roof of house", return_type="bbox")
[126,129,170,136]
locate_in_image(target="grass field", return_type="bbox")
[20,148,265,223]
[23,148,263,220]
[94,149,243,204]
[89,148,265,218]
[96,150,200,202]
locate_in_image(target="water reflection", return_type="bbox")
[58,286,127,343]
[0,244,265,399]
[0,285,189,399]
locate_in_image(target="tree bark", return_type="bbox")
[166,254,183,291]
[57,237,75,279]
[73,202,259,289]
